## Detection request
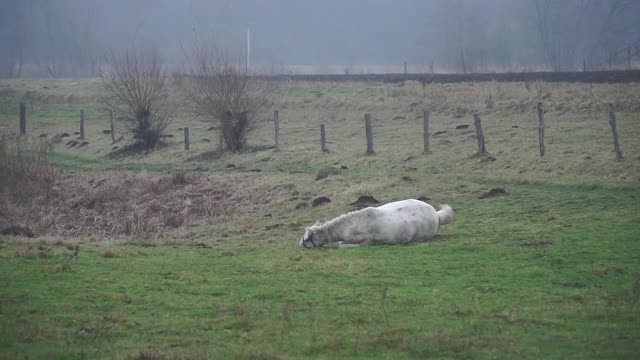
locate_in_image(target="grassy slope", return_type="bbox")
[0,79,639,358]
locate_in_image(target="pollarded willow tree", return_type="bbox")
[102,49,171,150]
[178,41,272,153]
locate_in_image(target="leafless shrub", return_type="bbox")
[102,49,171,150]
[178,40,272,152]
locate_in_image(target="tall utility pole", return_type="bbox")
[246,27,251,72]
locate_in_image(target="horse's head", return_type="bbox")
[299,221,327,249]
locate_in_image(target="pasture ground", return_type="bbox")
[0,78,639,358]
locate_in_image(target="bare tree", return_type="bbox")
[178,41,272,153]
[102,49,170,150]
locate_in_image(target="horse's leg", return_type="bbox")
[338,242,361,249]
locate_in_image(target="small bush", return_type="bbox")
[102,49,171,150]
[179,40,272,152]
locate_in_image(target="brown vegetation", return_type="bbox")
[0,134,56,212]
[0,169,296,238]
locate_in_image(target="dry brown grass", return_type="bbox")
[0,135,57,234]
[0,170,300,238]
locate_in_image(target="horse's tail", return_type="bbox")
[437,204,453,225]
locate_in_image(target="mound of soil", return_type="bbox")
[350,195,379,208]
[312,196,331,207]
[520,240,553,247]
[479,188,507,199]
[455,124,470,129]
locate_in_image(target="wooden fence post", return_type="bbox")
[320,124,327,153]
[608,104,623,160]
[109,110,116,143]
[80,110,85,139]
[274,110,280,151]
[184,127,190,150]
[364,113,374,155]
[537,102,545,157]
[423,110,430,153]
[19,103,26,135]
[473,113,487,155]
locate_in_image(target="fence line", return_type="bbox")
[12,103,626,161]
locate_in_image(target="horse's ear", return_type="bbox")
[313,220,321,226]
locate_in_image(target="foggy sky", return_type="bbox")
[1,0,639,76]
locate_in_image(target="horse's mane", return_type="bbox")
[309,207,376,242]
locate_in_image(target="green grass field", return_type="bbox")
[1,78,639,358]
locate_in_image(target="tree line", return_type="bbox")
[0,0,639,77]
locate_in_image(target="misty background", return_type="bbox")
[1,0,639,77]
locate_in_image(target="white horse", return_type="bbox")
[299,199,453,249]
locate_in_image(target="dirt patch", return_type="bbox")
[350,195,379,208]
[312,196,331,207]
[520,240,553,247]
[479,188,507,199]
[553,282,586,288]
